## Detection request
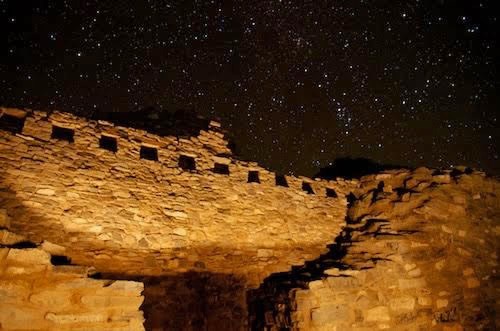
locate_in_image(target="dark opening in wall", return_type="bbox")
[213,163,230,175]
[326,188,338,198]
[0,113,25,134]
[51,125,74,143]
[179,155,196,171]
[51,255,72,265]
[248,171,260,183]
[302,182,314,194]
[99,135,118,152]
[275,174,288,187]
[140,145,158,161]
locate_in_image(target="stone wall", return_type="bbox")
[249,168,499,330]
[0,231,144,331]
[0,107,354,287]
[1,107,498,330]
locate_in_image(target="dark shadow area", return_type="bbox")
[99,135,118,153]
[247,192,383,330]
[51,255,72,265]
[1,240,38,248]
[213,162,230,175]
[51,125,74,143]
[92,107,212,138]
[326,188,338,198]
[248,171,260,183]
[247,228,352,330]
[0,113,26,134]
[140,145,159,161]
[179,154,196,171]
[301,182,314,194]
[315,157,405,180]
[103,272,248,331]
[275,175,288,187]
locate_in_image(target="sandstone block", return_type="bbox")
[40,240,66,255]
[365,306,390,322]
[0,306,46,329]
[311,304,351,324]
[6,248,51,265]
[106,280,144,294]
[0,230,26,245]
[30,290,72,309]
[172,227,187,236]
[466,277,480,288]
[462,268,474,276]
[417,296,432,306]
[45,312,108,324]
[36,188,55,196]
[398,278,426,289]
[0,280,31,302]
[81,294,144,308]
[389,296,415,311]
[436,299,448,309]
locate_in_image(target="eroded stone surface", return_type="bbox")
[0,243,144,331]
[0,108,352,287]
[1,108,499,330]
[249,168,499,330]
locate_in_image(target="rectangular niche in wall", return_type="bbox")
[326,188,338,198]
[302,182,314,194]
[51,125,74,143]
[140,145,158,161]
[213,163,230,175]
[99,135,118,152]
[248,171,260,183]
[275,174,288,187]
[179,154,196,171]
[0,113,25,134]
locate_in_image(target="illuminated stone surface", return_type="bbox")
[0,108,498,330]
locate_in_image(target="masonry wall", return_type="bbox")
[0,108,354,288]
[0,230,144,331]
[249,168,499,330]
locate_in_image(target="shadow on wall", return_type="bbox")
[247,193,360,330]
[101,272,248,331]
[315,157,406,180]
[89,107,212,138]
[0,175,249,331]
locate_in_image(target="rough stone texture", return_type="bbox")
[1,108,499,330]
[0,107,351,287]
[249,168,499,330]
[0,240,144,331]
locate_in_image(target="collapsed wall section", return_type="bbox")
[0,107,354,287]
[249,168,499,330]
[0,230,144,331]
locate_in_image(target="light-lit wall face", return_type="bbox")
[0,108,353,287]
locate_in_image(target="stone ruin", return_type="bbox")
[0,107,498,330]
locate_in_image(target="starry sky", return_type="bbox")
[2,0,498,176]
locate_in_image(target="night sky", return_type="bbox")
[2,1,498,176]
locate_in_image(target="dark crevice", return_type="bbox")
[50,255,72,265]
[98,272,247,331]
[1,240,38,249]
[247,190,402,330]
